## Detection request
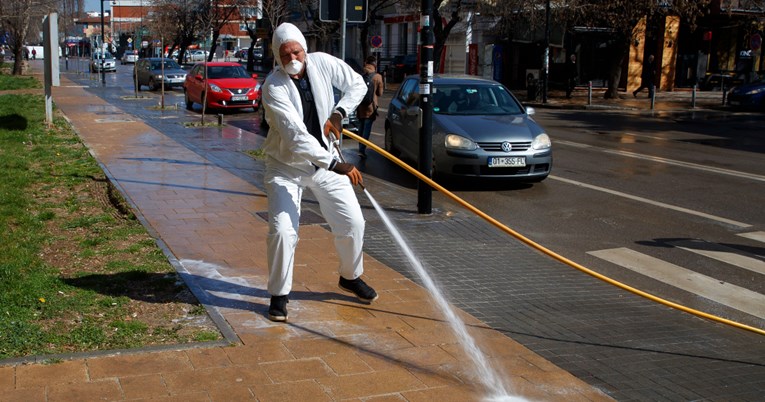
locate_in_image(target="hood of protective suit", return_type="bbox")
[271,23,308,69]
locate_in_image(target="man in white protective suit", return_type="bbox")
[261,23,378,322]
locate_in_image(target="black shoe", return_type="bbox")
[357,151,367,159]
[268,295,288,322]
[339,277,378,303]
[632,91,637,98]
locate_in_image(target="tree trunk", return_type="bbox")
[208,30,220,62]
[359,23,369,60]
[604,39,630,99]
[244,23,257,72]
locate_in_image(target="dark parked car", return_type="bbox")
[134,58,187,91]
[388,54,418,83]
[385,75,552,182]
[727,79,765,111]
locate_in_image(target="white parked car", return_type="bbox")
[120,50,139,64]
[185,50,209,62]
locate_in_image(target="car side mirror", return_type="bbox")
[194,74,203,80]
[251,73,258,79]
[526,106,536,116]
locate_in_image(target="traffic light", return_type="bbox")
[319,0,367,23]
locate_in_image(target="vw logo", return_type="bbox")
[500,142,513,152]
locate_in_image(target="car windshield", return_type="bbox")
[432,83,523,115]
[207,65,250,79]
[150,60,182,70]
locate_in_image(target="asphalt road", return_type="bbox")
[65,61,765,401]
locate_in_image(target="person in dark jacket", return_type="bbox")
[356,56,384,158]
[565,54,578,99]
[633,55,657,98]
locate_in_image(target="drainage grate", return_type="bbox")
[254,210,326,225]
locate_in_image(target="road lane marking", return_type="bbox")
[738,231,765,244]
[588,247,765,319]
[550,175,752,228]
[555,139,765,183]
[669,239,765,276]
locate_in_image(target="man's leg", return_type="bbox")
[264,171,302,297]
[311,169,377,302]
[358,118,373,156]
[312,169,365,280]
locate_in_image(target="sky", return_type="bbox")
[84,0,110,13]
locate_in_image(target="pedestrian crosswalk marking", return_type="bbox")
[670,239,765,276]
[588,247,765,319]
[738,231,765,244]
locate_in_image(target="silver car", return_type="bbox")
[120,51,139,64]
[385,75,552,182]
[90,51,116,73]
[133,58,187,91]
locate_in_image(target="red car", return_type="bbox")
[183,62,260,111]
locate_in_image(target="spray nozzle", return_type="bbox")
[330,132,365,190]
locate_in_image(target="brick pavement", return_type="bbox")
[0,67,613,401]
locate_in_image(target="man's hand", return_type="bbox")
[332,162,363,187]
[323,111,343,139]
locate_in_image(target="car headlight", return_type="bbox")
[744,87,765,95]
[531,133,551,150]
[210,83,222,93]
[155,74,164,79]
[445,134,477,150]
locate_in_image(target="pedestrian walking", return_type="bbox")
[260,23,377,322]
[356,55,384,158]
[565,54,578,99]
[31,48,36,60]
[633,54,657,98]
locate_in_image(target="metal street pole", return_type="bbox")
[417,0,433,214]
[341,0,347,61]
[542,0,550,103]
[100,0,106,85]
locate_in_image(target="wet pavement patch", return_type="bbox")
[95,117,135,123]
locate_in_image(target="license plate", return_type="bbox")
[231,95,248,101]
[488,156,526,168]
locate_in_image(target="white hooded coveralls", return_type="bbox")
[262,23,367,296]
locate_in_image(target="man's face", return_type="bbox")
[279,41,306,76]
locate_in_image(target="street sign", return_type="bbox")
[370,35,382,48]
[751,33,762,51]
[320,0,367,23]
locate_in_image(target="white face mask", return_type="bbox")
[284,60,303,75]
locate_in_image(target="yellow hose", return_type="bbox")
[342,128,765,337]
